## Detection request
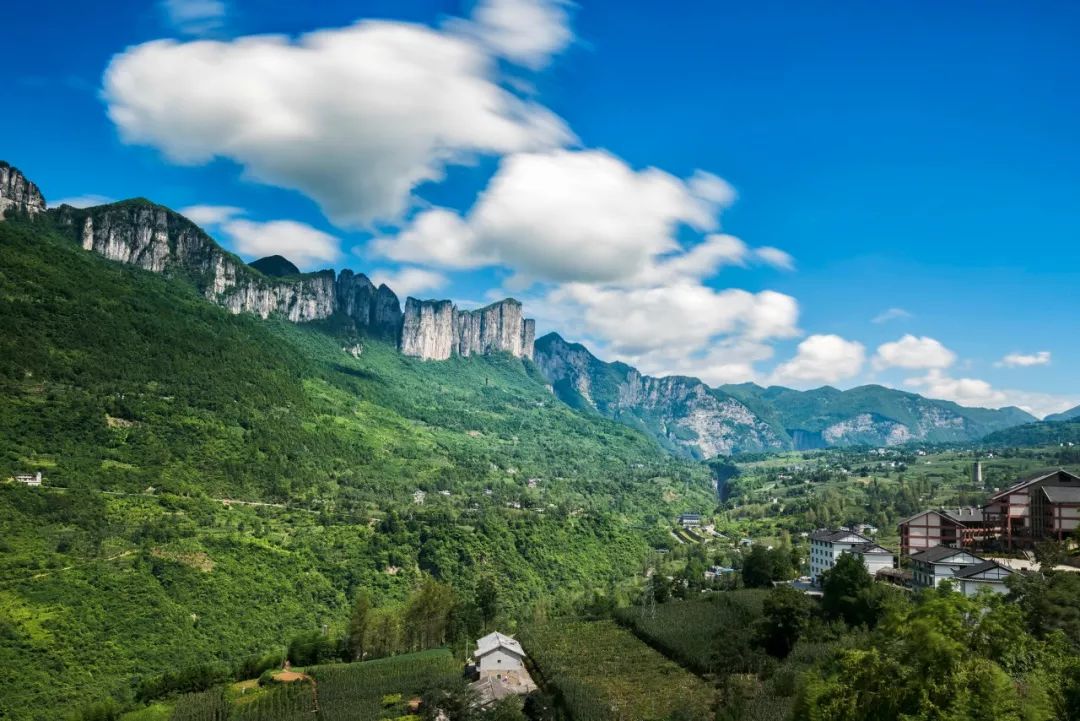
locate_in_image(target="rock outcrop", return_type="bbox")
[400,298,535,361]
[534,333,784,458]
[0,162,46,218]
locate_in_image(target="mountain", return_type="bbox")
[1045,404,1080,422]
[535,332,1036,458]
[0,189,711,719]
[248,254,301,277]
[983,419,1080,446]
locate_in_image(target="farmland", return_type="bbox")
[519,620,716,721]
[616,591,769,675]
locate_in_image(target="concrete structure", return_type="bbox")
[952,559,1015,597]
[809,529,873,583]
[909,546,985,589]
[474,632,532,686]
[678,513,702,528]
[13,471,42,487]
[846,542,895,577]
[897,507,994,555]
[982,469,1080,547]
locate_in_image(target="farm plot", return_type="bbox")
[616,591,769,675]
[520,620,715,721]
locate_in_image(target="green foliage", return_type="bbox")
[819,554,883,628]
[287,632,338,666]
[519,619,715,721]
[742,545,795,588]
[311,650,459,721]
[755,585,815,658]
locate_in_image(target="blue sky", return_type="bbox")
[6,0,1079,416]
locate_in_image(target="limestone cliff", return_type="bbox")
[0,162,46,218]
[534,332,784,458]
[400,298,535,361]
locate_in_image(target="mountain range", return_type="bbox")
[1,160,1037,458]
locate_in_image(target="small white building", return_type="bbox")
[13,472,42,487]
[844,542,894,576]
[909,546,986,589]
[809,529,873,584]
[952,559,1015,596]
[474,632,535,689]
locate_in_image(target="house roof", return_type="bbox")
[909,545,983,564]
[1043,486,1080,504]
[476,632,524,658]
[470,677,517,706]
[810,529,871,543]
[848,542,893,556]
[942,507,986,524]
[989,469,1080,501]
[952,560,1014,580]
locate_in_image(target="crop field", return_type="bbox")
[616,591,769,675]
[519,620,715,721]
[158,649,458,721]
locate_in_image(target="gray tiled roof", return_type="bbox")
[952,560,1012,579]
[809,529,870,543]
[909,545,982,564]
[1043,486,1080,503]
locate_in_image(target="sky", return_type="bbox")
[6,0,1080,417]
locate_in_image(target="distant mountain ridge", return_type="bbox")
[535,332,1036,458]
[1045,404,1080,422]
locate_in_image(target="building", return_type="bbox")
[897,507,995,556]
[472,632,536,700]
[952,560,1015,597]
[845,542,895,576]
[13,471,42,487]
[982,469,1080,547]
[909,546,985,589]
[809,529,873,583]
[678,513,702,528]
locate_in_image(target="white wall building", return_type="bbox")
[909,546,985,589]
[13,471,42,486]
[845,542,895,577]
[952,560,1015,596]
[475,632,529,684]
[809,529,873,583]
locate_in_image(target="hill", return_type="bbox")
[248,254,301,277]
[1045,404,1080,422]
[0,215,713,720]
[983,419,1080,447]
[534,332,1034,458]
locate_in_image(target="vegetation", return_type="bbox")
[519,620,715,721]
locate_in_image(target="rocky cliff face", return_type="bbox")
[400,298,535,360]
[534,333,784,458]
[0,162,46,218]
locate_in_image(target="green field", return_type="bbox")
[519,620,716,721]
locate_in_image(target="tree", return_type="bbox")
[476,575,499,628]
[756,585,816,658]
[404,576,457,650]
[742,545,775,588]
[347,589,371,661]
[820,553,875,626]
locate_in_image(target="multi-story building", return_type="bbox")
[909,546,985,589]
[898,507,995,555]
[809,529,874,584]
[982,469,1080,547]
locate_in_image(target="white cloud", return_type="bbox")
[369,267,448,298]
[462,0,573,69]
[873,334,956,371]
[49,194,113,209]
[161,0,226,36]
[769,334,866,387]
[872,307,912,323]
[755,246,795,271]
[996,351,1051,368]
[179,204,244,226]
[374,149,740,284]
[104,21,572,227]
[220,219,341,269]
[902,369,1075,418]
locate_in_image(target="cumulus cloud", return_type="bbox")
[901,370,1075,418]
[755,246,795,271]
[161,0,226,36]
[462,0,573,69]
[873,334,956,371]
[374,150,758,285]
[769,335,866,387]
[218,219,341,269]
[49,194,113,209]
[369,267,449,298]
[179,204,244,226]
[103,21,572,227]
[872,307,912,323]
[996,351,1051,368]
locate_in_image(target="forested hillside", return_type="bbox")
[0,216,713,720]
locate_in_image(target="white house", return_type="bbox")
[474,632,532,686]
[844,542,894,576]
[952,559,1015,596]
[13,471,42,487]
[809,529,873,584]
[909,546,986,589]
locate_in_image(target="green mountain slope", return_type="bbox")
[248,254,301,277]
[983,419,1080,447]
[1045,404,1080,422]
[0,217,712,720]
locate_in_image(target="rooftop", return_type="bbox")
[476,631,524,658]
[810,529,871,543]
[1042,486,1080,504]
[909,545,983,564]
